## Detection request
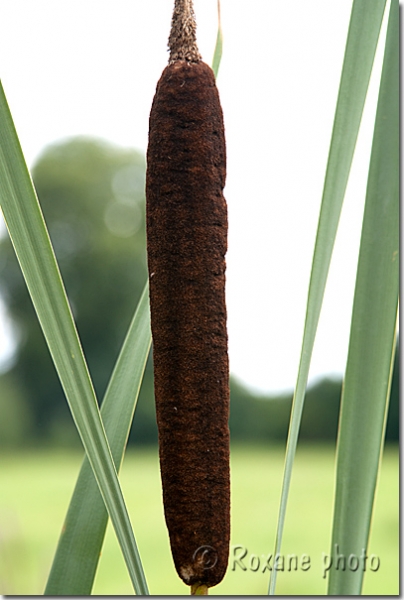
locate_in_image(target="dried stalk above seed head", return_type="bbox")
[169,0,202,63]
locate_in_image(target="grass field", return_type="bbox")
[0,443,398,595]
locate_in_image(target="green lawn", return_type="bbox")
[0,444,398,595]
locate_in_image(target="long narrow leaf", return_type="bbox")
[45,282,151,595]
[211,0,223,78]
[0,82,148,595]
[268,0,386,593]
[328,1,399,594]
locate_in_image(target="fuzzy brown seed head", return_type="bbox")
[169,0,202,63]
[146,59,229,588]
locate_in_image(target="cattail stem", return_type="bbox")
[169,0,202,63]
[191,582,209,595]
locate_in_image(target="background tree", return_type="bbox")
[0,137,149,443]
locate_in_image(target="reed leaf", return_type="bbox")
[327,1,399,594]
[268,0,386,593]
[0,82,148,595]
[45,283,151,595]
[211,0,223,78]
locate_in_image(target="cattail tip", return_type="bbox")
[168,0,202,63]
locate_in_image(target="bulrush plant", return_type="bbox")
[146,0,230,593]
[0,0,398,595]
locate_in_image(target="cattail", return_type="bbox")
[145,0,230,592]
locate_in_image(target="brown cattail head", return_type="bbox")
[147,58,230,588]
[146,0,230,590]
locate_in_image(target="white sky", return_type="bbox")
[0,0,390,393]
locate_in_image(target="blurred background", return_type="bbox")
[0,0,398,595]
[0,0,398,450]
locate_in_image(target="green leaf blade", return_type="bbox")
[211,0,223,78]
[268,0,387,594]
[328,1,399,594]
[45,283,151,595]
[0,82,148,595]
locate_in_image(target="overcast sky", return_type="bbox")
[0,0,390,393]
